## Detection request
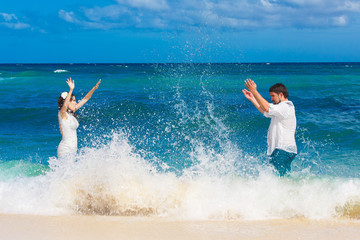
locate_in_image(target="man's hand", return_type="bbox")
[244,78,269,113]
[244,78,257,93]
[242,89,254,101]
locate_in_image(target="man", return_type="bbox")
[242,79,297,176]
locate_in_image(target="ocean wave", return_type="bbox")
[54,69,68,73]
[0,77,16,81]
[0,132,360,220]
[0,160,49,182]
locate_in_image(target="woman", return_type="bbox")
[57,77,101,158]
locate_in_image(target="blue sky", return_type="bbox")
[1,0,360,63]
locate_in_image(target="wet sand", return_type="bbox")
[1,214,360,240]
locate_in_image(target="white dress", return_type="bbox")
[57,111,79,158]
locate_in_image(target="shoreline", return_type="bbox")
[1,214,360,240]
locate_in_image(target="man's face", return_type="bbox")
[270,92,281,104]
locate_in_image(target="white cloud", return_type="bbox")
[116,0,169,11]
[59,10,81,24]
[58,0,360,30]
[1,22,30,30]
[59,9,129,30]
[0,12,31,30]
[260,0,275,8]
[84,5,130,21]
[332,15,348,26]
[0,13,18,22]
[342,1,360,11]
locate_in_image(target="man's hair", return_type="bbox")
[269,83,289,99]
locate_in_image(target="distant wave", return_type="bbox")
[0,77,15,81]
[54,69,68,73]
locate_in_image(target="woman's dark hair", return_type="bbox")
[269,83,289,99]
[58,93,78,118]
[58,93,74,110]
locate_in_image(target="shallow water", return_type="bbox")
[0,63,359,219]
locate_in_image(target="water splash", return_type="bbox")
[1,131,360,220]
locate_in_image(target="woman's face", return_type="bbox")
[68,96,76,111]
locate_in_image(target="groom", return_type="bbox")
[242,79,297,176]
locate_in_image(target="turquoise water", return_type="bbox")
[0,63,359,219]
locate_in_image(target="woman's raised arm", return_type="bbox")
[60,78,75,118]
[75,79,101,111]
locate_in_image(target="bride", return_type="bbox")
[57,77,101,159]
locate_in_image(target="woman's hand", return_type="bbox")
[94,79,101,89]
[67,77,75,90]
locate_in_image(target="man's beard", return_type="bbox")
[273,100,281,105]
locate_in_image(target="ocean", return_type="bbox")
[0,63,360,220]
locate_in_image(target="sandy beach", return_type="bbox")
[1,214,360,240]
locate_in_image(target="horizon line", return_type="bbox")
[0,61,359,65]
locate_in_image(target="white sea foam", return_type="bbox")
[54,69,68,73]
[0,132,360,219]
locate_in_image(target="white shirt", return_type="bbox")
[263,101,297,155]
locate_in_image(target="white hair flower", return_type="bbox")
[61,92,68,99]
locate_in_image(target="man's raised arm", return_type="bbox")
[244,79,270,113]
[242,89,264,114]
